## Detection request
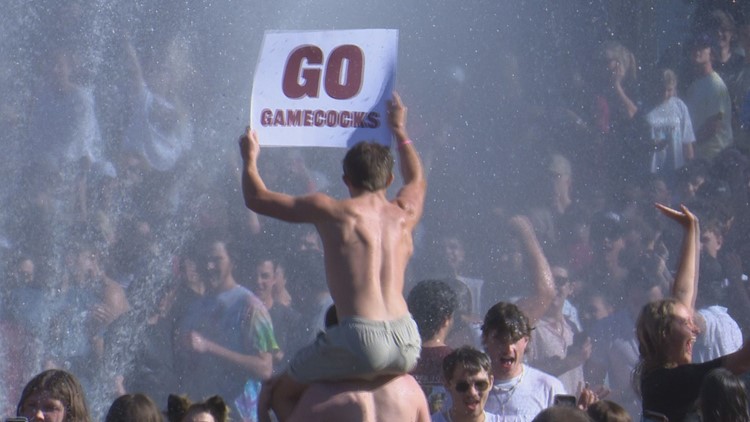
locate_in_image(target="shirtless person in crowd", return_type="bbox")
[239,92,426,421]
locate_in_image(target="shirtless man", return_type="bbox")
[239,92,426,421]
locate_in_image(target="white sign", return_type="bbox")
[251,29,398,148]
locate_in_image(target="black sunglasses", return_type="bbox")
[454,379,490,393]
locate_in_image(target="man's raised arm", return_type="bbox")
[239,128,332,223]
[390,92,426,225]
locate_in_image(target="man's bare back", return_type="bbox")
[316,195,413,320]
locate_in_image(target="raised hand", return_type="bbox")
[655,203,698,228]
[239,127,260,164]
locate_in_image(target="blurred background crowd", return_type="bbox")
[3,0,750,420]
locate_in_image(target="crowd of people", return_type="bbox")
[6,2,750,422]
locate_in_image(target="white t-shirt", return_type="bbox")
[646,96,696,173]
[483,365,565,422]
[685,71,733,159]
[694,305,743,363]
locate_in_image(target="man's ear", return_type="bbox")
[342,174,350,186]
[386,172,395,187]
[444,315,454,330]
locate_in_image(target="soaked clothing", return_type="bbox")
[288,314,421,383]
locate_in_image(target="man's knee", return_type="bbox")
[268,372,308,422]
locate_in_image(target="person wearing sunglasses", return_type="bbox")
[432,346,502,422]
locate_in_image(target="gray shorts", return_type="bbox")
[288,314,422,383]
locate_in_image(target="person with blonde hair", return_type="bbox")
[591,41,649,197]
[635,204,750,421]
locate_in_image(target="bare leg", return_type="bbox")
[264,372,307,422]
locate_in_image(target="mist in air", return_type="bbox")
[0,0,719,418]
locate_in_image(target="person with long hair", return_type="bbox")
[105,393,163,422]
[16,369,92,422]
[635,204,750,421]
[699,367,750,422]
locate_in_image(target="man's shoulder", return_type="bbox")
[313,192,396,221]
[220,285,264,309]
[328,194,413,226]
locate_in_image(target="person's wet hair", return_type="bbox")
[342,141,394,192]
[407,279,458,341]
[481,302,533,343]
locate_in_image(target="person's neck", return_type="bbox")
[348,187,387,200]
[720,48,731,64]
[697,63,713,77]
[213,275,237,293]
[544,305,565,321]
[496,364,524,382]
[260,293,274,310]
[553,192,571,214]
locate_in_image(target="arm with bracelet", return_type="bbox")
[390,92,426,222]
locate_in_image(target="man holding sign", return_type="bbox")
[239,92,425,420]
